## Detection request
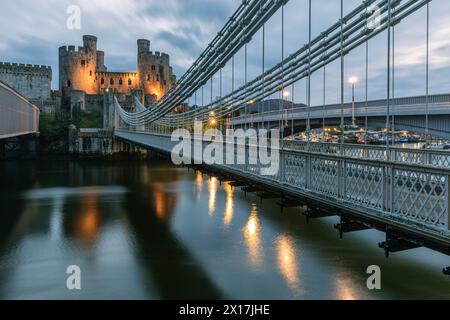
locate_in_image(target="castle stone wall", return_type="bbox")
[0,62,52,101]
[96,71,138,96]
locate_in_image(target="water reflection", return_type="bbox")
[208,177,218,215]
[24,186,127,249]
[275,235,302,296]
[72,192,101,248]
[243,204,263,271]
[335,277,358,300]
[1,160,450,299]
[196,172,203,200]
[223,182,234,227]
[152,182,177,223]
[122,176,223,299]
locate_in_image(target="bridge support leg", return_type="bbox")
[241,186,260,198]
[277,198,307,213]
[303,206,337,224]
[443,267,450,276]
[334,217,372,239]
[378,231,421,258]
[0,141,4,160]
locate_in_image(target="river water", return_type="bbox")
[0,159,449,300]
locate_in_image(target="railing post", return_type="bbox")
[337,159,344,199]
[279,149,285,183]
[245,141,250,173]
[390,165,394,214]
[447,174,450,231]
[426,152,431,166]
[383,166,388,212]
[306,154,311,189]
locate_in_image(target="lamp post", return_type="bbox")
[282,90,290,128]
[349,76,358,127]
[248,99,255,129]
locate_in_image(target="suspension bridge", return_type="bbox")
[110,0,449,273]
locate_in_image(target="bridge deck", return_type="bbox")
[115,130,450,256]
[0,81,40,140]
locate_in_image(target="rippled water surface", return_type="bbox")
[0,159,449,299]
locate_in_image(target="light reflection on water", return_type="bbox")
[243,204,263,272]
[335,277,358,301]
[207,177,218,216]
[195,171,203,200]
[74,192,101,248]
[0,160,449,300]
[223,182,234,227]
[275,235,302,297]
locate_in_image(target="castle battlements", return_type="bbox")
[141,51,170,62]
[96,71,137,77]
[0,62,52,76]
[0,61,52,101]
[58,46,88,55]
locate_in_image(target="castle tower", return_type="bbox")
[137,39,174,101]
[137,39,150,56]
[59,35,98,96]
[96,51,107,72]
[83,35,97,53]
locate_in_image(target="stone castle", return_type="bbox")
[59,35,176,109]
[0,35,177,117]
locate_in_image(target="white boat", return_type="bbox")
[423,141,450,151]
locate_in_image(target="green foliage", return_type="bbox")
[39,107,103,154]
[72,107,103,128]
[39,110,71,154]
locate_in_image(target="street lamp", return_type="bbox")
[282,90,290,128]
[349,76,358,127]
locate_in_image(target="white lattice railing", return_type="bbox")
[283,140,450,168]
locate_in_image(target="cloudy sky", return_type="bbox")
[0,0,449,105]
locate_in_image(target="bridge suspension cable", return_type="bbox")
[118,0,290,124]
[159,0,430,132]
[386,0,392,154]
[426,0,430,138]
[115,0,433,133]
[340,0,344,147]
[161,3,423,131]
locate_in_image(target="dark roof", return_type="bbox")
[246,99,305,113]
